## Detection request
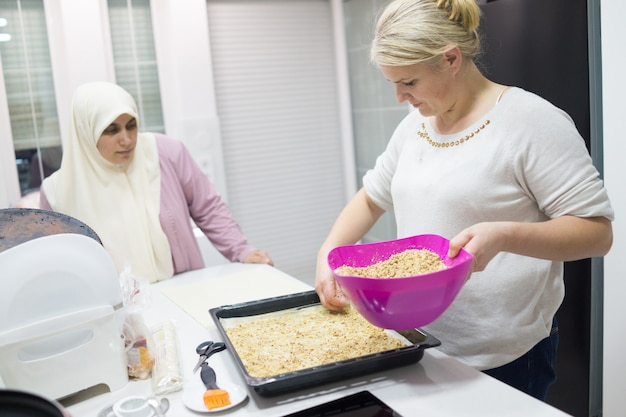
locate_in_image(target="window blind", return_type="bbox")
[206,0,347,283]
[0,0,61,193]
[107,0,164,133]
[0,0,60,151]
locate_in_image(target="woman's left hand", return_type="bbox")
[447,222,509,272]
[243,249,274,266]
[447,216,613,273]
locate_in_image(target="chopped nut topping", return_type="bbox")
[335,249,445,278]
[222,306,407,378]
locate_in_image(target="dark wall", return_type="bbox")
[479,0,590,144]
[479,1,592,416]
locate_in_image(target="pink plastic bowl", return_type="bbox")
[327,234,473,330]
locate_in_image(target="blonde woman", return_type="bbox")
[315,0,613,400]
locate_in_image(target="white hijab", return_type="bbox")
[42,81,174,282]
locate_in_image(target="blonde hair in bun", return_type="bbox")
[371,0,482,66]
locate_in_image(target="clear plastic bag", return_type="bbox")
[119,267,155,380]
[150,320,184,395]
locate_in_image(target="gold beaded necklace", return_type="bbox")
[417,119,491,148]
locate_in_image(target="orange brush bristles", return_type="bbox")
[203,389,231,410]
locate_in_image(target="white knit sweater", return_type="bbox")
[363,87,614,369]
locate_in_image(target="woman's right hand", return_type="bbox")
[315,249,350,311]
[314,188,383,310]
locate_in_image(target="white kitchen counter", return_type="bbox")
[67,263,571,417]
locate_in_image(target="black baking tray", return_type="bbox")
[209,290,440,397]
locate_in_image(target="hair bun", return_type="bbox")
[435,0,480,33]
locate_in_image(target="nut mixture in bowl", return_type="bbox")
[335,249,445,278]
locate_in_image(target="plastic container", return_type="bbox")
[327,234,473,330]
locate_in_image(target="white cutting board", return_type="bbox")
[160,266,311,328]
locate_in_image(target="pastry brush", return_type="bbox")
[199,362,231,410]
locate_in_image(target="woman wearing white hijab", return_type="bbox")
[41,82,272,282]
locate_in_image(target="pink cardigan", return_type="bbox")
[40,134,256,274]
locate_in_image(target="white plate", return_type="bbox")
[98,408,160,417]
[182,374,248,413]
